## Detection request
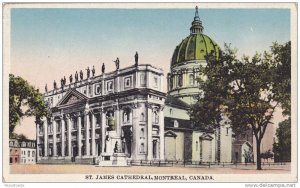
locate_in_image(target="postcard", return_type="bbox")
[2,2,297,184]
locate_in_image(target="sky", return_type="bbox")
[10,7,290,139]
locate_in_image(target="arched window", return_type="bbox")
[28,151,30,157]
[140,143,145,153]
[189,74,194,86]
[196,141,199,151]
[178,74,183,87]
[123,108,131,123]
[140,113,145,121]
[174,120,179,128]
[140,128,145,137]
[153,111,159,124]
[169,108,173,115]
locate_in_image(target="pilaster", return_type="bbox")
[159,107,165,160]
[147,103,153,161]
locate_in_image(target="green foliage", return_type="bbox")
[189,41,291,170]
[270,42,291,116]
[243,149,254,163]
[273,117,291,162]
[9,74,49,137]
[260,150,274,161]
[10,133,28,140]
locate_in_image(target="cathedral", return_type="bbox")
[36,7,235,165]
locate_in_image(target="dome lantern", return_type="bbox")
[190,6,204,34]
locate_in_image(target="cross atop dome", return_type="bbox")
[190,6,204,34]
[195,6,199,19]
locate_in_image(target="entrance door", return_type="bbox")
[72,146,77,162]
[153,140,157,159]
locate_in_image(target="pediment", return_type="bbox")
[200,134,213,141]
[56,89,88,107]
[164,130,177,138]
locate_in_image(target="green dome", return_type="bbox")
[171,33,219,67]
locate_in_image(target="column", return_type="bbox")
[91,113,96,156]
[85,112,90,156]
[61,117,65,157]
[159,108,165,160]
[36,123,40,160]
[77,114,82,157]
[53,119,57,157]
[67,115,72,157]
[44,120,48,156]
[101,110,106,153]
[147,105,153,160]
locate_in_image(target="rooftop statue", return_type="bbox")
[63,76,66,85]
[45,84,48,92]
[75,71,78,82]
[102,63,105,74]
[53,80,57,89]
[60,78,64,88]
[69,74,73,83]
[92,65,95,77]
[114,58,120,70]
[86,67,90,78]
[135,51,138,67]
[80,70,83,80]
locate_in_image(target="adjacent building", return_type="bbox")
[9,139,36,164]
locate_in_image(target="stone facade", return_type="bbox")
[37,64,166,164]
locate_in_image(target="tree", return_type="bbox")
[9,74,49,137]
[273,117,291,162]
[270,42,291,116]
[189,41,291,170]
[260,150,274,162]
[10,132,28,140]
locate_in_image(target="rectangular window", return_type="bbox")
[124,76,132,89]
[153,76,158,88]
[106,81,113,92]
[95,83,101,95]
[88,85,92,95]
[140,74,146,87]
